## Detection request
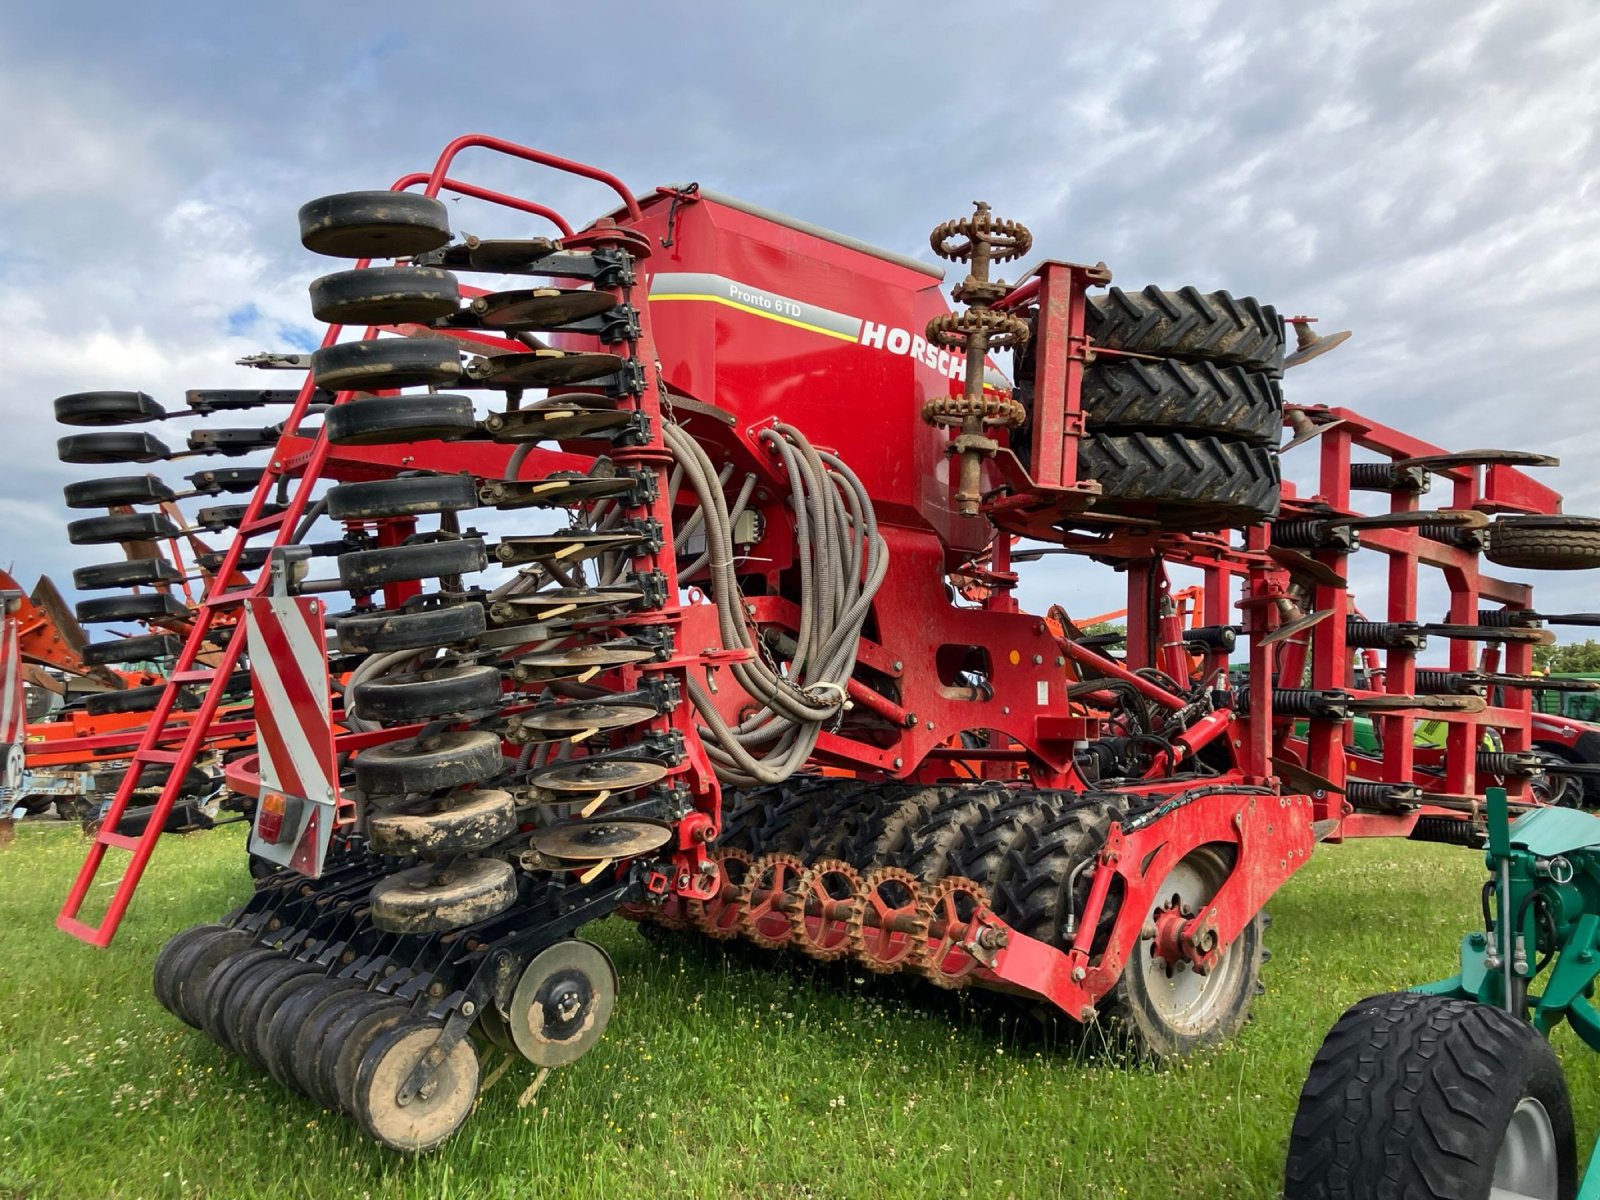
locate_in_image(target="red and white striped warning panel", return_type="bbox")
[0,594,25,800]
[245,595,339,876]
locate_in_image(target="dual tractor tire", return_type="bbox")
[1019,286,1286,528]
[1284,991,1577,1200]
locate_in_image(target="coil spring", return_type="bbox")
[1349,462,1431,494]
[1476,608,1539,628]
[1345,780,1420,811]
[1422,524,1487,551]
[1272,519,1359,551]
[1477,751,1543,777]
[1345,619,1428,649]
[1414,669,1487,695]
[1184,624,1237,651]
[1232,687,1350,718]
[1411,816,1483,847]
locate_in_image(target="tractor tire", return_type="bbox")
[53,391,167,427]
[841,784,942,870]
[797,780,876,861]
[338,538,487,590]
[73,559,183,590]
[83,633,183,664]
[1101,844,1264,1060]
[62,474,176,508]
[335,602,486,654]
[1486,516,1600,571]
[299,191,452,259]
[67,512,182,545]
[1079,431,1279,529]
[76,593,188,624]
[311,337,462,393]
[1087,286,1285,373]
[309,266,461,325]
[951,788,1056,892]
[327,475,479,521]
[1284,992,1577,1200]
[323,395,478,446]
[57,431,171,465]
[993,796,1124,949]
[1080,359,1282,446]
[899,788,998,879]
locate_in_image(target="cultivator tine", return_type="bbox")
[1272,759,1347,797]
[1422,623,1557,645]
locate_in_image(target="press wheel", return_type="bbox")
[324,395,478,447]
[352,729,504,797]
[369,858,519,933]
[367,789,517,856]
[351,1021,481,1153]
[54,391,167,427]
[336,601,486,654]
[312,338,462,393]
[298,191,452,259]
[350,663,502,723]
[309,266,461,325]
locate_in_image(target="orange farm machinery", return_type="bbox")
[42,133,1600,1151]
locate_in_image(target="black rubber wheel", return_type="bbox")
[264,978,363,1090]
[350,664,502,723]
[76,593,188,624]
[1087,286,1285,372]
[1079,432,1280,529]
[232,959,321,1069]
[57,431,170,465]
[369,858,519,934]
[351,1019,481,1152]
[67,512,181,545]
[62,474,176,509]
[83,632,183,664]
[1101,844,1264,1060]
[299,191,452,259]
[291,989,367,1099]
[353,729,505,797]
[1487,517,1600,571]
[338,538,487,590]
[174,929,257,1030]
[323,395,478,446]
[85,684,173,716]
[1081,359,1282,445]
[335,602,485,654]
[73,559,183,590]
[153,923,226,1023]
[328,997,412,1115]
[311,338,462,393]
[202,946,282,1049]
[327,475,479,521]
[246,967,327,1071]
[309,266,461,325]
[1284,992,1577,1200]
[900,789,1000,879]
[366,788,517,856]
[53,391,167,427]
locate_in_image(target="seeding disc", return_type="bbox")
[324,995,412,1114]
[352,1021,481,1153]
[367,788,517,856]
[468,349,626,389]
[484,404,634,443]
[312,337,463,393]
[299,191,452,259]
[76,593,188,624]
[492,586,644,622]
[352,663,503,723]
[527,758,668,796]
[339,538,488,590]
[516,702,658,736]
[369,858,519,934]
[327,474,480,521]
[529,818,672,860]
[323,395,478,446]
[62,474,177,509]
[73,559,184,591]
[309,266,461,325]
[335,601,486,654]
[507,940,618,1067]
[57,431,171,465]
[53,391,168,427]
[492,530,649,566]
[470,287,616,331]
[512,643,655,683]
[353,729,504,797]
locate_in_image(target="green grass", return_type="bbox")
[1,824,1596,1200]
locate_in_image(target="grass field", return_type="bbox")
[1,823,1595,1200]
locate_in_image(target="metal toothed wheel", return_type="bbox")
[791,859,861,961]
[741,853,806,949]
[911,876,988,988]
[848,867,923,973]
[686,848,752,940]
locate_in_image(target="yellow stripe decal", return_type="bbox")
[649,293,859,342]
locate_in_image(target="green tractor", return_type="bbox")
[1285,788,1600,1199]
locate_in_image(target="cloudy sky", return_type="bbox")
[3,0,1599,642]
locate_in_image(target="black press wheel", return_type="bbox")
[309,266,462,325]
[327,474,480,521]
[76,593,188,624]
[1284,992,1576,1200]
[368,858,519,933]
[352,729,504,796]
[1079,431,1280,529]
[351,1020,481,1153]
[73,559,184,590]
[1087,285,1285,372]
[83,632,184,664]
[350,663,502,723]
[62,474,177,508]
[1486,517,1600,571]
[323,395,478,446]
[67,512,182,545]
[335,601,486,654]
[311,338,462,393]
[57,431,171,465]
[338,538,487,590]
[299,191,453,259]
[53,391,168,426]
[366,788,518,856]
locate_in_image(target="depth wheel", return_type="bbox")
[326,475,479,522]
[505,939,618,1067]
[63,474,176,508]
[54,391,167,426]
[338,538,487,590]
[367,789,517,856]
[369,858,518,933]
[350,663,502,723]
[299,191,452,259]
[309,266,461,325]
[351,1021,480,1153]
[312,338,462,392]
[323,395,478,446]
[1283,992,1576,1200]
[336,601,486,654]
[1102,845,1263,1060]
[57,431,171,464]
[353,729,504,796]
[67,512,181,545]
